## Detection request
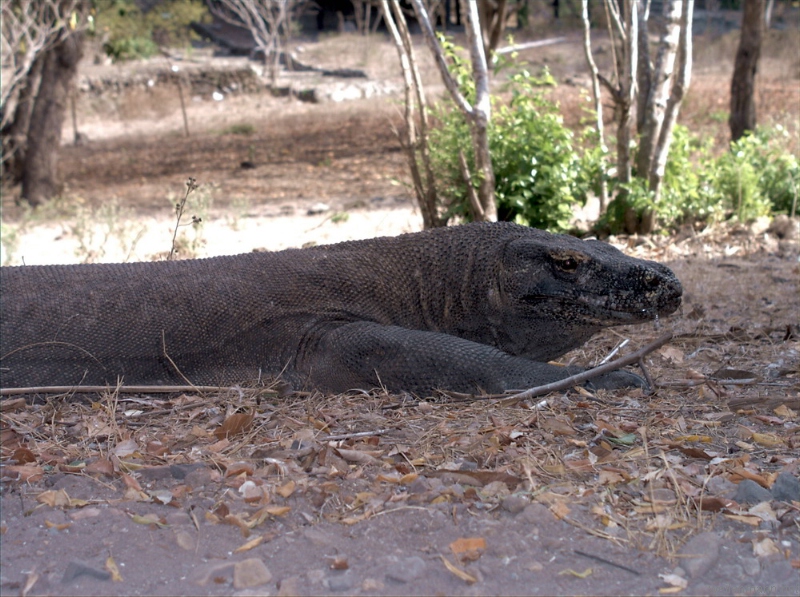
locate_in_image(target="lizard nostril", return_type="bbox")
[644,270,661,288]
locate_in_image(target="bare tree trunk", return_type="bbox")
[729,0,764,142]
[636,0,682,179]
[380,0,443,228]
[649,0,693,205]
[580,0,608,212]
[21,31,84,206]
[2,53,43,184]
[410,0,497,221]
[477,0,509,59]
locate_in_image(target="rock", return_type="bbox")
[734,479,773,504]
[517,503,551,525]
[679,532,722,578]
[234,558,273,589]
[767,215,799,240]
[501,495,529,514]
[706,475,737,498]
[326,570,355,592]
[770,472,800,502]
[277,575,302,596]
[303,528,335,547]
[61,561,111,583]
[739,556,760,577]
[384,555,427,583]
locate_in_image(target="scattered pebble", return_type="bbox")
[517,503,551,524]
[734,479,772,504]
[325,570,355,592]
[739,556,760,577]
[277,575,302,596]
[501,495,529,514]
[234,558,273,589]
[62,561,111,583]
[770,472,800,502]
[384,555,427,583]
[679,532,722,578]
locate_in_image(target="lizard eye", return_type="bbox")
[554,256,579,272]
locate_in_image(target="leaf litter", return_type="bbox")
[1,224,798,596]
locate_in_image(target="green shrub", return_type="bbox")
[601,125,798,231]
[428,55,587,231]
[96,0,209,61]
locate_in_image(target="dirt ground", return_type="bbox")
[1,30,799,597]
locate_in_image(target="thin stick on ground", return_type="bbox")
[498,332,674,405]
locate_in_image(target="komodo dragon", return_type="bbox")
[0,222,682,395]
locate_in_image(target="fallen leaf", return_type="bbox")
[44,520,71,531]
[3,465,44,483]
[558,568,592,578]
[658,573,688,589]
[450,537,486,562]
[723,514,762,526]
[439,555,476,584]
[215,412,254,440]
[276,480,296,498]
[234,535,265,553]
[105,556,123,582]
[773,405,796,419]
[752,537,780,557]
[751,432,784,448]
[36,489,71,508]
[129,513,167,528]
[114,438,139,458]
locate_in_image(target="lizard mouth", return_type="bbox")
[522,292,682,324]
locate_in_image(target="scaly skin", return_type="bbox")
[0,222,682,395]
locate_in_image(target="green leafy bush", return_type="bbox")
[96,0,208,61]
[601,125,798,232]
[428,56,588,231]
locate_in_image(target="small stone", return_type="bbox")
[194,562,235,586]
[174,529,195,551]
[361,578,384,591]
[233,558,273,589]
[734,479,773,504]
[384,555,427,583]
[303,528,334,547]
[679,532,722,578]
[706,476,737,498]
[740,556,760,577]
[277,575,302,597]
[326,571,355,592]
[770,472,800,502]
[306,569,325,584]
[62,561,111,583]
[501,495,529,514]
[517,503,551,525]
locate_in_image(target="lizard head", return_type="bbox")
[492,232,682,360]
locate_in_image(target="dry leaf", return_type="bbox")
[450,537,486,562]
[3,465,44,483]
[549,500,571,520]
[44,520,71,531]
[558,568,592,578]
[234,535,265,553]
[129,513,167,528]
[751,432,783,448]
[105,556,123,582]
[36,489,71,508]
[752,538,780,557]
[215,413,254,440]
[276,480,296,498]
[113,438,139,458]
[439,555,476,584]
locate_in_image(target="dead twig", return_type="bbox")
[573,549,640,575]
[497,332,674,405]
[0,385,261,396]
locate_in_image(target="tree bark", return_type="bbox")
[729,0,764,142]
[21,31,84,206]
[2,53,44,185]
